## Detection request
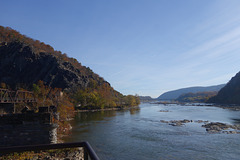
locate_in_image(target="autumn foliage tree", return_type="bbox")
[72,80,140,110]
[32,81,74,120]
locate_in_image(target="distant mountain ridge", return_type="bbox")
[158,84,225,100]
[208,71,240,105]
[139,96,154,102]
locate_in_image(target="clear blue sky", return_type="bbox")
[1,0,240,98]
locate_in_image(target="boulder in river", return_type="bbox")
[202,122,240,134]
[160,119,193,126]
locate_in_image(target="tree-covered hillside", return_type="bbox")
[157,84,225,100]
[176,91,217,103]
[0,26,140,112]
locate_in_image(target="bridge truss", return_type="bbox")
[0,89,36,103]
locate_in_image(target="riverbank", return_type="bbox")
[152,101,240,111]
[75,105,140,113]
[187,103,240,111]
[215,104,240,111]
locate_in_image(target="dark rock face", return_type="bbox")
[208,71,240,105]
[0,42,102,90]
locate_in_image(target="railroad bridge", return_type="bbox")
[0,89,37,113]
[0,89,36,103]
[0,89,59,147]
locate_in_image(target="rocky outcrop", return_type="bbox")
[208,71,240,105]
[202,122,240,134]
[0,26,140,110]
[160,119,240,134]
[160,119,209,126]
[160,119,194,126]
[0,41,105,90]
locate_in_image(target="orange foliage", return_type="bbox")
[32,81,74,121]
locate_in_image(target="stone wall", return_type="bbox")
[0,112,52,125]
[0,123,57,147]
[0,113,57,147]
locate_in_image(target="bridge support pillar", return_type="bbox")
[0,104,14,114]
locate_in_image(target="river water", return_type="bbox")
[64,103,240,160]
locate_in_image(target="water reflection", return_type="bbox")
[73,107,140,123]
[66,104,240,160]
[231,118,240,124]
[130,107,140,115]
[74,110,117,122]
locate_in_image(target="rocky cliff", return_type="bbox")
[0,27,106,91]
[208,71,240,105]
[0,26,141,109]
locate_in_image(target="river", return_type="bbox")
[63,103,240,160]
